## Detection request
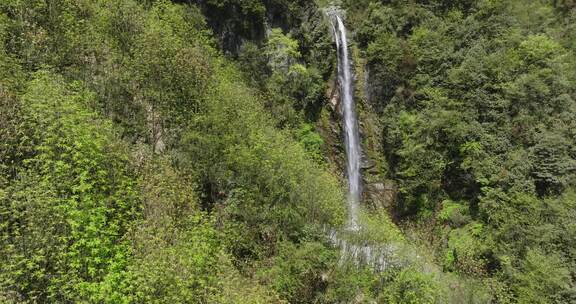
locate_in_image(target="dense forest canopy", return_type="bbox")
[0,0,575,303]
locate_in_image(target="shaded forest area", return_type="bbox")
[0,0,575,303]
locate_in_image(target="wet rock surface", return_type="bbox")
[365,181,397,210]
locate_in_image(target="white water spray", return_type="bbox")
[325,11,405,273]
[332,14,362,231]
[323,12,425,273]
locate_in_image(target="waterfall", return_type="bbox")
[332,14,362,231]
[323,13,422,273]
[325,11,404,273]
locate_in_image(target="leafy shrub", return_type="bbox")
[0,71,138,302]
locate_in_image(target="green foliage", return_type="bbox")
[379,268,444,304]
[210,254,286,303]
[297,123,325,163]
[0,0,349,301]
[518,34,562,65]
[183,66,345,266]
[129,214,221,303]
[357,209,405,243]
[204,0,265,29]
[125,156,222,303]
[265,28,302,72]
[262,28,327,127]
[512,249,572,304]
[443,222,487,275]
[258,241,335,303]
[437,200,471,227]
[350,0,576,302]
[131,1,214,137]
[0,71,138,302]
[323,264,446,304]
[322,266,379,303]
[3,0,575,302]
[529,131,576,195]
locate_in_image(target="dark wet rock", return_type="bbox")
[361,158,376,170]
[365,181,397,210]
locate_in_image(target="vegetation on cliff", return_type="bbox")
[0,0,575,303]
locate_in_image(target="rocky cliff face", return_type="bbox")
[194,0,399,215]
[318,38,397,215]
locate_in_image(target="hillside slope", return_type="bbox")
[1,0,575,303]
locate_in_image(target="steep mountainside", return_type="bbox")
[0,0,575,303]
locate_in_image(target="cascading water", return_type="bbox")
[326,11,404,273]
[333,14,362,232]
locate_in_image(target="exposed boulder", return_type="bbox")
[365,181,397,210]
